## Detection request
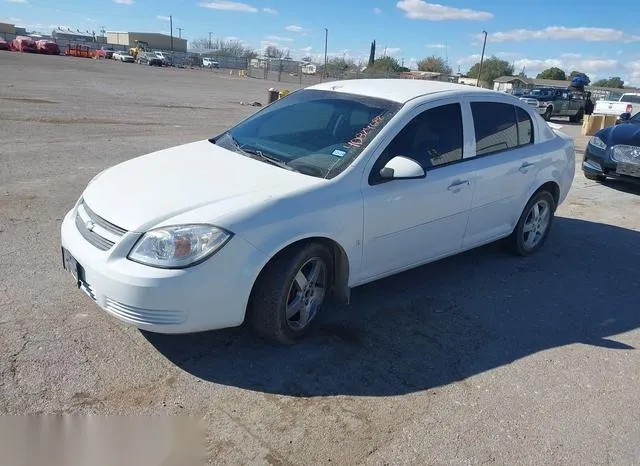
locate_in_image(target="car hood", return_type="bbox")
[601,123,640,146]
[81,139,321,232]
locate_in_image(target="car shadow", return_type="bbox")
[601,178,640,195]
[143,217,639,397]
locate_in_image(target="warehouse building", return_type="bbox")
[106,31,187,53]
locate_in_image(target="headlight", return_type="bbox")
[589,136,607,150]
[128,224,232,269]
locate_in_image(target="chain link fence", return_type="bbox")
[246,59,438,86]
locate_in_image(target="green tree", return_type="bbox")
[370,56,404,73]
[593,77,625,88]
[536,67,567,80]
[466,56,514,87]
[417,55,452,75]
[569,71,590,85]
[368,40,376,67]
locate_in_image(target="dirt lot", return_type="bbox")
[1,52,640,464]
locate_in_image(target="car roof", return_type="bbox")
[306,78,497,104]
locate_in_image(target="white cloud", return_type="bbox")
[299,46,313,54]
[377,47,402,57]
[483,26,640,43]
[262,7,277,14]
[455,52,623,81]
[285,25,307,33]
[426,43,446,49]
[6,0,28,3]
[156,15,170,21]
[456,54,481,67]
[397,0,493,21]
[626,62,640,87]
[265,35,294,42]
[513,58,619,78]
[373,7,382,14]
[198,1,258,12]
[113,0,133,4]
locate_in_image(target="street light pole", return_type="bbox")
[323,27,328,79]
[477,30,487,87]
[169,15,173,52]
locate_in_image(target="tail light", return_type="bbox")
[626,104,633,113]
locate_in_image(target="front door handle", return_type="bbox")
[519,161,536,173]
[447,179,470,192]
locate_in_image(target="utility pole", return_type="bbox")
[169,15,173,52]
[323,28,328,79]
[208,32,213,49]
[477,30,488,87]
[177,27,183,39]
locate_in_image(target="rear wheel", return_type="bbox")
[504,190,556,256]
[570,107,584,123]
[248,242,333,344]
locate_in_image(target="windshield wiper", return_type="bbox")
[228,135,297,172]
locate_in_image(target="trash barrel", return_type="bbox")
[267,88,279,104]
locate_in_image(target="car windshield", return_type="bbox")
[525,89,554,98]
[213,89,402,178]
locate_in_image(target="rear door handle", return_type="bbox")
[447,180,470,192]
[519,161,536,172]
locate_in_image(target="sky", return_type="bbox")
[3,0,640,86]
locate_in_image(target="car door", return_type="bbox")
[359,99,474,281]
[461,98,541,249]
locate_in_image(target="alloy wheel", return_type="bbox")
[285,257,327,331]
[522,199,551,250]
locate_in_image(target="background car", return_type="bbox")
[60,79,575,344]
[136,51,164,66]
[203,57,219,69]
[36,40,60,55]
[113,51,134,63]
[583,111,640,183]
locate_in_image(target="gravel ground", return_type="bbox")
[1,52,639,465]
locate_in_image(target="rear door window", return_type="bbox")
[471,102,519,156]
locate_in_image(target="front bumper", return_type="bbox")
[60,207,267,334]
[582,145,640,183]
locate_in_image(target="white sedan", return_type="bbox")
[60,79,575,344]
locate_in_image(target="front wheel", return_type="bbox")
[542,107,552,121]
[247,242,333,344]
[584,171,606,182]
[504,190,556,256]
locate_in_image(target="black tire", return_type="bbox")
[570,108,584,123]
[504,190,556,256]
[247,242,333,344]
[542,107,552,121]
[584,171,606,182]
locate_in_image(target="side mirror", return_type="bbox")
[379,156,425,180]
[617,112,631,124]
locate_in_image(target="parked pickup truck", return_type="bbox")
[519,87,586,122]
[593,93,640,117]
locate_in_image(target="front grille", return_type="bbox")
[82,202,127,236]
[104,298,186,325]
[75,214,114,251]
[75,199,128,251]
